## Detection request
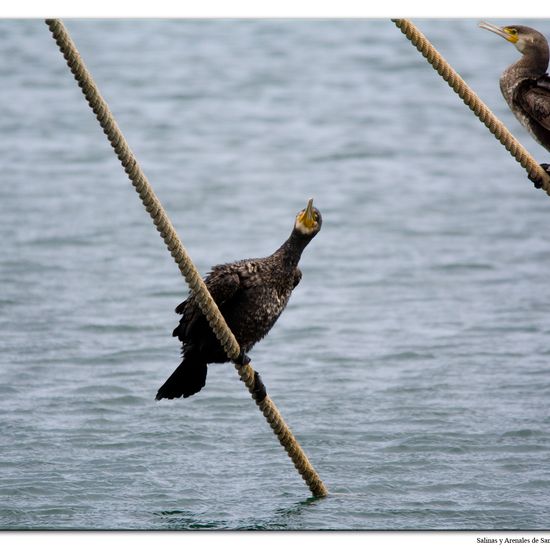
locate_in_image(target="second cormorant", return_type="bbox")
[479,21,550,187]
[156,198,322,400]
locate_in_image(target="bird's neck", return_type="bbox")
[274,229,312,267]
[509,47,549,79]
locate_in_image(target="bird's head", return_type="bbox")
[294,198,322,238]
[479,22,549,57]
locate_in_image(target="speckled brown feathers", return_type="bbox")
[481,23,550,151]
[514,76,550,148]
[480,22,550,186]
[156,200,322,400]
[174,256,302,359]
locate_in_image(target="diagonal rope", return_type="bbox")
[392,18,550,195]
[45,18,327,498]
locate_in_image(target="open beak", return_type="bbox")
[479,21,517,43]
[298,198,316,229]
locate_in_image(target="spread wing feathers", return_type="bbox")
[173,264,248,341]
[517,77,550,131]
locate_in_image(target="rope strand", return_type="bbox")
[45,18,327,498]
[392,19,550,194]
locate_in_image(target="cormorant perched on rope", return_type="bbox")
[479,22,550,188]
[156,198,322,400]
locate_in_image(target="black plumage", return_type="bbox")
[479,22,550,186]
[156,199,322,400]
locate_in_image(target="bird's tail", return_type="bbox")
[155,351,207,400]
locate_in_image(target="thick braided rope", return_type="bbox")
[45,19,327,498]
[393,19,550,195]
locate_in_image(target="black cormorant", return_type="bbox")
[156,198,322,400]
[479,22,550,187]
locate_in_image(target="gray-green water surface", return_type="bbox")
[1,19,550,530]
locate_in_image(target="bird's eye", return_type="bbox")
[313,213,319,222]
[506,28,518,36]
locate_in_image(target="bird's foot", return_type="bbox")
[252,370,267,402]
[528,164,550,189]
[235,350,251,366]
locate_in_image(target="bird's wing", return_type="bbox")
[204,266,243,304]
[516,78,550,132]
[173,266,241,340]
[175,268,241,313]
